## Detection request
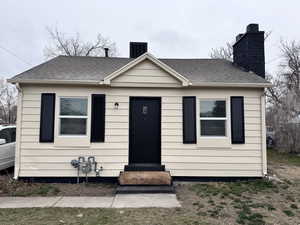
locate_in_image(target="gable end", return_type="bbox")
[103,53,190,87]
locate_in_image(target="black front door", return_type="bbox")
[129,97,161,165]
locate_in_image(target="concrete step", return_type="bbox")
[124,164,165,171]
[119,171,172,186]
[116,185,175,194]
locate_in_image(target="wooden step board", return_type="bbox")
[119,171,172,186]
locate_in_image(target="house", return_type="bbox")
[8,24,271,182]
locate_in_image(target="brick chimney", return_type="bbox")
[130,42,148,58]
[233,24,265,78]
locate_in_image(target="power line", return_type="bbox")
[0,45,32,66]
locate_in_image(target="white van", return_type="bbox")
[0,125,16,170]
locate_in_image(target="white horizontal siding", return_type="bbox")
[111,59,181,86]
[162,150,261,157]
[22,121,40,129]
[21,162,125,170]
[20,169,121,177]
[18,84,264,177]
[165,163,261,170]
[169,170,262,177]
[22,107,40,115]
[162,156,260,164]
[21,156,128,163]
[113,75,179,84]
[162,143,261,150]
[20,143,129,150]
[22,149,128,156]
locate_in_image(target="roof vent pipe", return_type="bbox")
[104,48,109,57]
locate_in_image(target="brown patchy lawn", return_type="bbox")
[0,168,116,197]
[0,149,300,225]
[268,148,300,167]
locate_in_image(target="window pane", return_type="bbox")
[10,128,16,142]
[0,129,10,143]
[60,118,87,135]
[200,100,226,117]
[201,120,226,136]
[60,98,87,116]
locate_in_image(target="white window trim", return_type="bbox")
[58,97,88,137]
[198,98,228,138]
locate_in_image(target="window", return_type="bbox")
[0,128,11,143]
[10,128,16,142]
[59,97,88,135]
[199,100,226,136]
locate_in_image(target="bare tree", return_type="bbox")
[210,42,233,61]
[44,27,117,59]
[269,40,300,113]
[0,79,18,124]
[265,73,285,106]
[280,40,300,96]
[210,31,272,61]
[267,40,300,153]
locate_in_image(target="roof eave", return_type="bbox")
[7,79,272,88]
[7,79,100,85]
[192,82,273,88]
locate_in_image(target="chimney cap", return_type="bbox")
[246,24,259,33]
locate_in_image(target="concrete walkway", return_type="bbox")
[0,194,181,208]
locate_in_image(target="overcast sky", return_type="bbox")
[1,0,300,79]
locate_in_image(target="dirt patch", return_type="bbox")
[0,168,116,197]
[270,164,300,182]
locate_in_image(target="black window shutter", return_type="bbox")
[231,96,245,144]
[91,94,105,142]
[183,96,197,144]
[39,93,55,142]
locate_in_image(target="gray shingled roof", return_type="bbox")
[9,55,269,85]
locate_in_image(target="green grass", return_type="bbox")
[30,184,60,196]
[190,179,277,199]
[22,184,60,196]
[190,180,281,225]
[0,208,210,225]
[283,210,295,217]
[268,149,300,166]
[236,206,265,225]
[2,182,61,197]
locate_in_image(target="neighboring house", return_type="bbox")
[8,24,271,180]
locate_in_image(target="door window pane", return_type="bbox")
[200,120,226,136]
[60,98,87,116]
[60,118,87,135]
[200,100,226,117]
